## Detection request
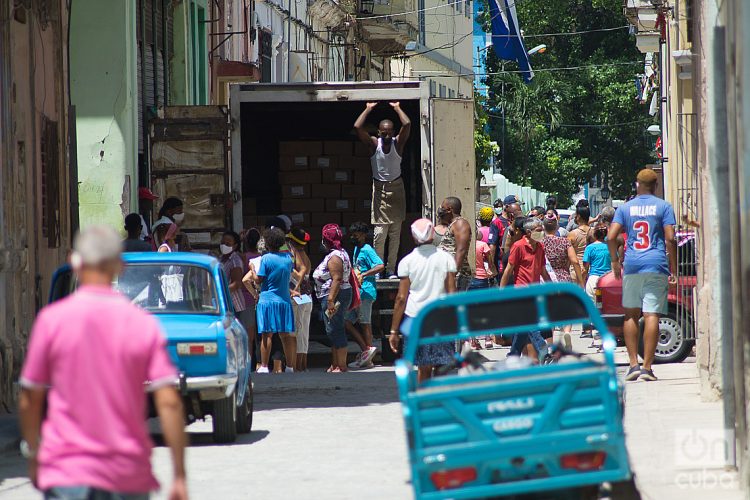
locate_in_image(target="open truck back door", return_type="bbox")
[429,98,476,270]
[149,106,232,250]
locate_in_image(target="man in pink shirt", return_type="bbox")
[18,225,188,500]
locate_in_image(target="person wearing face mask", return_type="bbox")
[156,223,178,252]
[500,218,552,362]
[155,197,190,251]
[436,197,472,291]
[345,222,385,370]
[219,232,252,347]
[354,101,411,278]
[488,198,521,280]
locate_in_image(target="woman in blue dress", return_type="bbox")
[245,228,296,373]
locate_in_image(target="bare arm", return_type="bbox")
[327,256,344,311]
[19,387,46,486]
[291,251,311,294]
[607,222,623,279]
[354,103,378,150]
[567,245,584,286]
[389,277,411,352]
[452,218,471,273]
[154,386,188,500]
[391,102,411,155]
[500,262,515,287]
[445,273,457,293]
[583,262,591,283]
[228,266,244,292]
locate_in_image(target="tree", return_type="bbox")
[480,0,655,204]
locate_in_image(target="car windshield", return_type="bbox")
[114,263,220,315]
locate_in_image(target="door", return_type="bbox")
[150,106,231,250]
[430,98,476,269]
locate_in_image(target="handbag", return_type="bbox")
[348,267,362,311]
[159,267,184,303]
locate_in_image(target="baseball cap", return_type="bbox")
[503,195,523,205]
[138,187,159,200]
[410,218,434,244]
[636,168,659,184]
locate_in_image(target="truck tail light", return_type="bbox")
[560,451,606,471]
[176,342,218,356]
[594,288,603,309]
[430,467,477,490]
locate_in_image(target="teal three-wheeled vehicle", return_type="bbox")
[395,283,636,499]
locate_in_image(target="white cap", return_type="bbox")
[410,218,434,244]
[71,225,123,269]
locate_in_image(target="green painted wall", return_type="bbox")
[170,1,189,104]
[70,0,138,229]
[170,0,208,106]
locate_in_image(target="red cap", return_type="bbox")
[138,187,159,200]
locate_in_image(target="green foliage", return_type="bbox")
[479,0,654,203]
[475,94,499,178]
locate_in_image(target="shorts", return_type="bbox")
[321,287,353,349]
[456,274,471,292]
[293,300,313,354]
[622,273,668,315]
[401,316,454,366]
[345,298,374,325]
[585,275,603,300]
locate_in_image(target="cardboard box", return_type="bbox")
[281,198,324,213]
[322,169,353,184]
[323,141,354,156]
[288,212,311,227]
[282,184,310,199]
[339,156,371,171]
[326,198,354,212]
[311,184,341,198]
[312,156,339,169]
[279,141,323,157]
[341,212,371,228]
[353,168,372,184]
[311,212,341,227]
[280,170,322,185]
[279,155,309,171]
[354,141,371,157]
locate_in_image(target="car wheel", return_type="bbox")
[236,384,253,434]
[212,391,238,444]
[638,311,694,364]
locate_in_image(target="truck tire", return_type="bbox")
[236,385,253,434]
[212,391,237,444]
[638,310,694,364]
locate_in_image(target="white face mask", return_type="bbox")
[494,208,503,216]
[173,213,185,224]
[220,244,233,255]
[530,230,544,242]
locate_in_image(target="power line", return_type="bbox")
[488,25,631,38]
[488,114,654,129]
[414,60,642,78]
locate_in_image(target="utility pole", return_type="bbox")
[287,0,292,81]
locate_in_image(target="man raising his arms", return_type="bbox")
[607,168,677,382]
[19,225,187,499]
[354,101,411,278]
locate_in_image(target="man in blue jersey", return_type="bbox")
[607,169,677,382]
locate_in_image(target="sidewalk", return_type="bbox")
[0,413,19,456]
[622,360,746,500]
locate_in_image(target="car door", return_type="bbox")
[217,267,249,400]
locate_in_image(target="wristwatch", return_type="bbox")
[20,440,36,459]
[389,329,399,335]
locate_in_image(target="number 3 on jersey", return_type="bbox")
[633,221,651,250]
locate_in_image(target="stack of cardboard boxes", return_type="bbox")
[243,140,373,265]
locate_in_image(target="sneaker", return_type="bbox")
[484,337,494,350]
[580,331,593,339]
[388,274,398,279]
[360,361,375,369]
[625,365,641,381]
[361,346,378,365]
[348,352,365,369]
[257,366,270,374]
[285,367,295,373]
[640,369,658,382]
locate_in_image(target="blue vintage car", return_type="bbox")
[49,252,253,444]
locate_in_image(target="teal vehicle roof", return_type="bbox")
[122,251,219,269]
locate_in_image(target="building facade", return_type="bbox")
[0,0,74,408]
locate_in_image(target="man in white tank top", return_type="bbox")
[354,102,412,278]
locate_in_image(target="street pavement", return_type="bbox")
[0,333,745,499]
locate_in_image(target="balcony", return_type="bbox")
[356,0,419,54]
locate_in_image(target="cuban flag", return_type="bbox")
[488,0,533,82]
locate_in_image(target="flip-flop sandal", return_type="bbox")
[326,366,334,373]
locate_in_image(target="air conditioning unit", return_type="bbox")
[636,32,661,53]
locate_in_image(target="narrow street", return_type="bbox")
[0,335,744,500]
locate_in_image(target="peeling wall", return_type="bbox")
[70,0,138,229]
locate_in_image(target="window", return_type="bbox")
[439,84,446,98]
[115,264,220,315]
[465,0,471,18]
[449,88,455,98]
[190,2,207,104]
[455,0,462,13]
[260,30,272,82]
[418,0,426,45]
[430,80,437,96]
[41,116,60,247]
